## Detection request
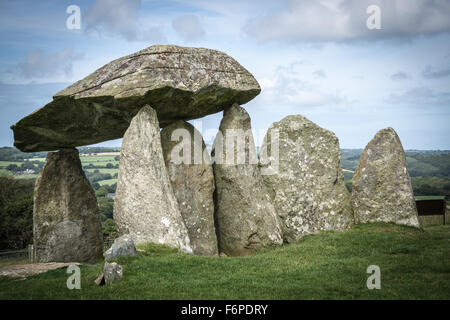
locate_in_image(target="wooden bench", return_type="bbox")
[415,197,446,225]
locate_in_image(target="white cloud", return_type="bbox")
[5,47,84,83]
[421,65,450,79]
[172,14,205,42]
[85,0,142,41]
[387,86,450,105]
[313,70,326,78]
[259,61,352,111]
[243,0,450,44]
[141,27,167,44]
[390,71,410,80]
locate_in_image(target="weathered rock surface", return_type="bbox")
[0,262,80,279]
[11,45,261,152]
[351,127,419,227]
[212,104,283,256]
[104,234,138,261]
[33,148,103,263]
[114,105,192,253]
[103,262,123,284]
[161,121,218,256]
[260,115,354,243]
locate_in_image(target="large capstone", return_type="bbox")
[33,148,103,263]
[260,115,354,243]
[11,45,261,152]
[212,104,283,256]
[114,105,192,253]
[161,121,218,256]
[351,127,419,227]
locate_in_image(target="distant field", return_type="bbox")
[80,155,117,162]
[415,196,446,200]
[85,168,118,174]
[0,161,22,167]
[98,178,118,186]
[0,169,13,176]
[0,153,120,186]
[15,174,38,180]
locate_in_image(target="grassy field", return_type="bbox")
[80,156,117,163]
[98,178,118,186]
[85,168,118,174]
[0,223,448,300]
[0,154,120,185]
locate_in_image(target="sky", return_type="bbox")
[0,0,450,150]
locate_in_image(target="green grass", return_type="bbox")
[98,178,118,186]
[0,223,449,300]
[415,195,446,200]
[0,161,23,167]
[0,169,13,176]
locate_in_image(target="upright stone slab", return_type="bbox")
[114,105,192,253]
[212,104,283,256]
[33,148,103,263]
[260,115,354,243]
[351,127,419,227]
[161,121,218,256]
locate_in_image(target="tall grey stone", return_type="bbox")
[114,105,192,253]
[11,45,261,152]
[212,104,283,256]
[161,121,218,256]
[33,148,103,263]
[260,115,354,243]
[351,127,419,227]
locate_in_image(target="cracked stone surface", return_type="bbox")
[11,45,261,152]
[212,104,283,256]
[161,121,218,256]
[33,148,103,263]
[113,105,192,253]
[260,114,354,243]
[351,127,420,227]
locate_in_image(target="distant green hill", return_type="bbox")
[1,146,449,199]
[340,149,450,198]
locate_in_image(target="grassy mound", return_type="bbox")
[1,223,449,299]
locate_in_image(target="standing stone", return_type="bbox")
[33,148,103,263]
[114,105,192,253]
[212,104,283,256]
[351,127,419,227]
[260,115,354,243]
[161,121,218,256]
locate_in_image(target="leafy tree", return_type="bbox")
[102,218,118,240]
[95,186,109,197]
[91,182,100,190]
[98,197,114,221]
[0,177,34,250]
[6,164,19,172]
